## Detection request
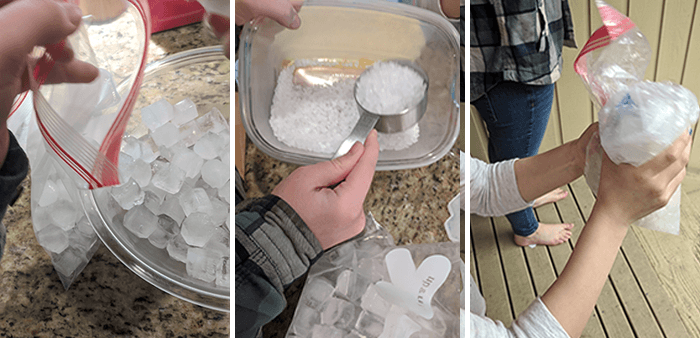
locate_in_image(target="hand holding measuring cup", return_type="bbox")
[0,0,98,165]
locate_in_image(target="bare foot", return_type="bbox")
[533,188,568,208]
[514,223,574,246]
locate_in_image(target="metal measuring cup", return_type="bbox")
[332,59,429,159]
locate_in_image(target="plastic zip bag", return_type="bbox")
[9,0,152,288]
[285,214,463,338]
[576,1,700,234]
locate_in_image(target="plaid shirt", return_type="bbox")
[470,0,577,102]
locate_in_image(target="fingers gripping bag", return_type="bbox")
[576,1,700,235]
[285,214,464,338]
[9,0,152,288]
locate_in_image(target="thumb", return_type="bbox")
[305,141,364,188]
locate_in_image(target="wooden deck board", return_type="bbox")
[470,175,690,337]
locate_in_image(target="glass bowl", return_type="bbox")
[81,46,230,312]
[238,0,460,170]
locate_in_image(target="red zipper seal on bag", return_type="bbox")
[30,0,151,189]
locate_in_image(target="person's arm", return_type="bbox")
[235,131,379,337]
[541,131,692,338]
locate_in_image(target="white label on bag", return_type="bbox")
[376,248,451,319]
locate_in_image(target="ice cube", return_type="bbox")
[118,152,135,182]
[321,297,357,329]
[310,325,345,338]
[361,284,391,318]
[336,270,370,302]
[36,224,69,253]
[49,200,80,231]
[305,277,336,309]
[138,135,160,163]
[131,159,152,188]
[52,247,86,278]
[208,198,229,225]
[178,120,203,148]
[381,307,422,338]
[158,145,174,162]
[75,216,94,236]
[186,247,224,283]
[179,187,213,216]
[166,234,189,263]
[172,98,199,126]
[151,122,180,148]
[38,179,59,206]
[160,194,186,225]
[201,159,228,189]
[143,190,162,214]
[193,133,219,160]
[218,180,230,204]
[110,178,145,210]
[196,107,228,135]
[141,98,175,131]
[172,147,204,179]
[204,226,229,258]
[220,144,230,170]
[121,136,142,160]
[215,256,229,287]
[292,305,320,335]
[148,214,180,249]
[123,205,158,238]
[180,212,216,247]
[354,310,384,338]
[152,165,186,194]
[68,228,98,252]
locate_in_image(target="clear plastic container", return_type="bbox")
[238,0,460,170]
[81,46,230,312]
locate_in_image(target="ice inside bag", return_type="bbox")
[576,0,699,235]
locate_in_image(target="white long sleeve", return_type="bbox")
[470,157,533,217]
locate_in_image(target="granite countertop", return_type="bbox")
[241,127,463,337]
[0,23,230,337]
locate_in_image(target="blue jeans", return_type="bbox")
[472,81,555,237]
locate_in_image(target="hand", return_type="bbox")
[235,0,303,30]
[596,130,692,225]
[272,130,380,250]
[0,0,99,166]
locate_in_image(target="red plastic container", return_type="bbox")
[148,0,205,33]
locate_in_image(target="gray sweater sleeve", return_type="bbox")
[470,157,534,217]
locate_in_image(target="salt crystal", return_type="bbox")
[196,107,228,135]
[172,98,200,126]
[148,214,180,249]
[36,224,69,253]
[110,178,145,210]
[121,136,142,160]
[215,256,229,287]
[179,187,213,216]
[151,165,186,194]
[131,159,152,187]
[49,200,80,231]
[160,194,186,225]
[193,132,224,160]
[172,147,204,178]
[166,234,189,263]
[138,135,160,163]
[123,205,158,238]
[356,61,426,115]
[151,122,180,148]
[141,98,175,131]
[201,159,227,189]
[177,120,203,148]
[180,212,216,247]
[186,247,222,283]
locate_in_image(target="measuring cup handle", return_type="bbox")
[332,113,379,159]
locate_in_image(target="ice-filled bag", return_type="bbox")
[576,1,699,235]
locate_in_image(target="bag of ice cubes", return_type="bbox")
[286,214,463,338]
[575,1,699,235]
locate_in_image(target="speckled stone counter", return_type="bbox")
[0,23,229,337]
[241,136,462,337]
